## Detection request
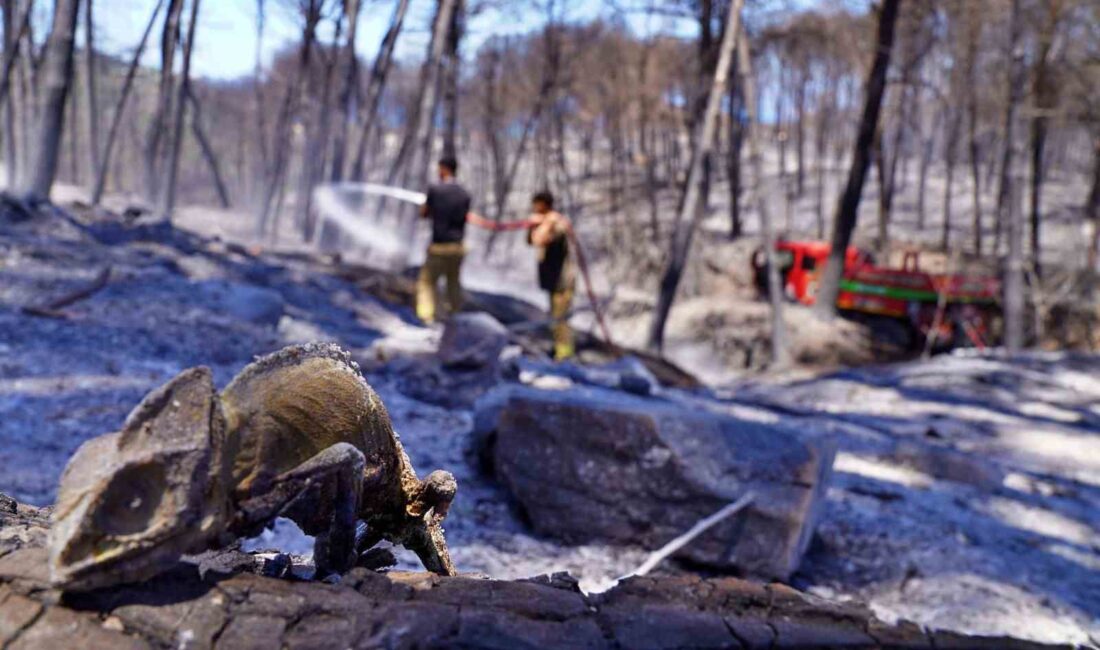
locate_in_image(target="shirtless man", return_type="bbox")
[527,191,575,361]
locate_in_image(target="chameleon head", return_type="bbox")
[48,367,228,592]
[406,469,457,522]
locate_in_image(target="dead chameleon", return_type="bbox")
[48,343,458,591]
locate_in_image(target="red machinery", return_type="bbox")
[753,240,1001,349]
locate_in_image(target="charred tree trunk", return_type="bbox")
[550,102,576,218]
[1027,1,1060,271]
[607,111,624,218]
[142,0,184,203]
[1,1,11,186]
[814,0,900,318]
[158,0,200,219]
[694,0,717,212]
[942,106,961,250]
[384,0,457,258]
[300,13,343,241]
[727,70,744,240]
[65,79,79,183]
[410,0,458,183]
[917,107,942,232]
[776,67,787,183]
[14,0,79,200]
[251,0,268,198]
[551,103,575,211]
[15,13,36,177]
[384,0,456,191]
[968,119,983,255]
[349,0,410,181]
[739,30,787,366]
[0,0,31,186]
[994,0,1025,259]
[91,0,162,205]
[1088,134,1100,271]
[481,46,505,219]
[1003,181,1025,351]
[482,76,552,251]
[440,0,463,160]
[257,1,321,238]
[877,82,911,252]
[874,127,888,251]
[647,0,744,352]
[794,69,806,197]
[186,87,230,208]
[1000,0,1026,351]
[483,22,560,254]
[815,76,835,239]
[1027,111,1046,270]
[963,11,983,256]
[328,0,361,183]
[82,0,100,186]
[639,38,661,242]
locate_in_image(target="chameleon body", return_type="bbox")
[49,343,456,591]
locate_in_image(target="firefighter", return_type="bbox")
[417,156,471,324]
[527,191,575,361]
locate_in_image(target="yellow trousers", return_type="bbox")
[416,243,465,324]
[550,285,575,361]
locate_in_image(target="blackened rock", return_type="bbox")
[392,355,501,409]
[479,384,836,581]
[619,372,654,396]
[357,547,397,571]
[261,553,293,579]
[195,279,285,327]
[0,512,1074,650]
[513,355,659,397]
[438,312,510,370]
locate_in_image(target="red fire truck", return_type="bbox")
[753,240,1001,349]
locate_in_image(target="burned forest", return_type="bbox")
[0,0,1098,647]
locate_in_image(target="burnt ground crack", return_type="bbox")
[862,618,883,648]
[0,598,46,650]
[206,586,235,648]
[587,600,620,648]
[764,620,780,650]
[722,617,751,650]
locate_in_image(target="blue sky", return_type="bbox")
[90,0,859,82]
[92,0,674,81]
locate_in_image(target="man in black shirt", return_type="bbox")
[417,156,471,324]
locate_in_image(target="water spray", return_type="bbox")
[333,182,427,206]
[310,183,416,258]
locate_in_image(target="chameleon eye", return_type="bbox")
[92,461,168,537]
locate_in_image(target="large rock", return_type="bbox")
[476,384,837,581]
[437,312,510,369]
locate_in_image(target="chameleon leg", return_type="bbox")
[405,518,457,577]
[237,443,366,578]
[403,470,458,576]
[310,446,366,579]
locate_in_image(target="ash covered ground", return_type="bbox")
[1,203,1097,645]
